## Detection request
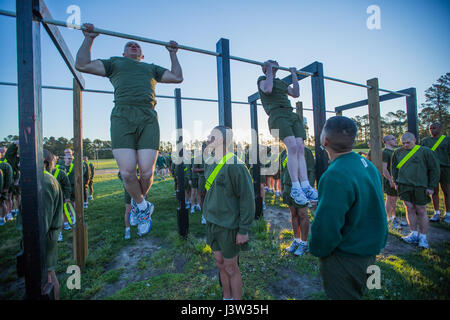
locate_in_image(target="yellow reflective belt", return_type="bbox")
[431,135,446,151]
[63,202,73,225]
[67,163,74,175]
[44,170,52,176]
[0,158,7,163]
[396,145,421,169]
[205,153,235,191]
[53,168,60,179]
[184,167,187,171]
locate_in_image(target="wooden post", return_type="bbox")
[175,88,189,238]
[406,88,418,141]
[295,101,304,122]
[216,38,232,128]
[367,78,383,174]
[250,100,262,219]
[16,0,47,299]
[310,62,328,181]
[72,78,87,268]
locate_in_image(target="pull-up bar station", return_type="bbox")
[0,0,417,299]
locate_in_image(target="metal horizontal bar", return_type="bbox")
[0,8,411,98]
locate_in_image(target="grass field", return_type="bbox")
[0,159,449,300]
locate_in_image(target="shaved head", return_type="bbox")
[401,132,416,142]
[321,116,357,153]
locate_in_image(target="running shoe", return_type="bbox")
[294,242,309,256]
[190,206,195,214]
[5,213,13,222]
[128,208,138,226]
[262,202,266,210]
[195,204,201,211]
[124,228,131,240]
[201,216,206,225]
[402,233,419,245]
[0,218,5,226]
[290,188,309,206]
[302,186,318,202]
[391,218,400,230]
[400,219,408,226]
[418,237,429,249]
[285,240,299,253]
[136,201,154,236]
[64,223,72,231]
[83,202,88,209]
[89,195,94,200]
[429,213,440,222]
[58,232,63,242]
[444,214,450,224]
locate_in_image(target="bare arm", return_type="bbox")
[287,67,300,98]
[382,161,394,187]
[259,62,275,94]
[160,41,183,83]
[75,23,106,77]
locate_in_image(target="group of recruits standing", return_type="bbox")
[0,145,95,300]
[26,21,447,300]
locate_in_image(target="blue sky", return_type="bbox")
[0,0,449,145]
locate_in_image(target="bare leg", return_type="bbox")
[282,136,300,184]
[214,251,232,299]
[48,271,60,300]
[297,207,310,241]
[442,183,450,213]
[404,201,418,231]
[113,149,144,203]
[124,204,131,228]
[386,196,398,219]
[137,149,158,197]
[431,185,440,211]
[289,206,300,238]
[295,138,308,182]
[223,255,242,300]
[416,205,429,234]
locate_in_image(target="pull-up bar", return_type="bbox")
[0,8,410,97]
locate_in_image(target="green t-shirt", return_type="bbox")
[309,152,388,258]
[257,76,292,115]
[421,136,449,167]
[382,148,394,173]
[0,161,13,191]
[100,56,167,108]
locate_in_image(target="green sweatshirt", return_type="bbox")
[203,156,255,235]
[421,136,449,167]
[391,146,440,189]
[89,162,95,179]
[4,143,20,181]
[309,152,388,258]
[52,167,72,201]
[0,161,13,191]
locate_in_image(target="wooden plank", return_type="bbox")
[72,78,87,267]
[35,0,85,89]
[335,88,412,112]
[16,0,47,299]
[296,101,304,123]
[216,38,232,127]
[250,101,262,219]
[175,88,189,238]
[367,78,383,174]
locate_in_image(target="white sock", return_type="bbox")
[300,180,310,188]
[125,227,130,232]
[136,200,147,211]
[300,240,308,246]
[411,231,418,237]
[294,238,301,243]
[419,233,427,240]
[292,181,300,189]
[435,210,440,215]
[223,297,234,300]
[64,222,69,226]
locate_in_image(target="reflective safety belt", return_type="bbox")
[53,168,60,179]
[63,202,76,225]
[431,135,446,151]
[282,157,287,169]
[396,145,421,169]
[0,158,7,163]
[205,153,235,192]
[67,163,74,176]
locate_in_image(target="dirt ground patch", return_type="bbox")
[269,268,322,300]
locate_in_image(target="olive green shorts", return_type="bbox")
[439,166,449,185]
[110,104,160,150]
[268,110,306,141]
[397,183,430,206]
[206,223,249,259]
[124,185,131,205]
[383,178,398,197]
[282,186,308,209]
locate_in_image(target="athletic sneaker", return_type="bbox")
[5,213,13,222]
[0,218,5,226]
[302,186,318,202]
[391,218,400,230]
[136,201,154,236]
[418,237,429,249]
[58,232,63,242]
[185,201,191,209]
[201,216,206,225]
[285,240,300,253]
[400,219,408,227]
[444,215,450,224]
[262,202,266,210]
[294,242,309,256]
[195,204,201,211]
[137,218,152,237]
[290,188,309,206]
[128,208,138,226]
[124,228,131,240]
[89,195,94,200]
[190,206,195,214]
[430,213,440,222]
[83,202,88,209]
[402,233,419,245]
[64,223,72,231]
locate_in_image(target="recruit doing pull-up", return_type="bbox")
[75,23,183,236]
[258,60,318,205]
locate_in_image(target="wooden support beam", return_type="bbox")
[216,38,232,127]
[367,78,383,174]
[35,0,85,89]
[296,101,304,122]
[175,88,189,238]
[406,88,418,141]
[249,101,262,219]
[72,79,87,268]
[16,0,47,300]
